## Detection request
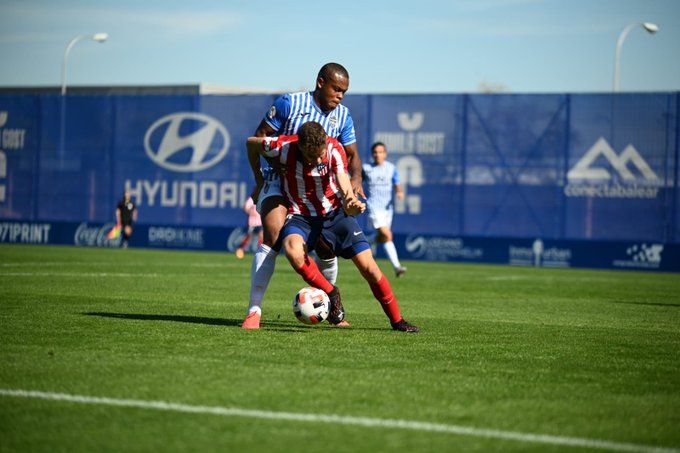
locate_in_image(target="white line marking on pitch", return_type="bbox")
[0,272,160,277]
[0,262,236,268]
[0,389,676,452]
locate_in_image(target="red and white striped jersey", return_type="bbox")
[261,135,348,216]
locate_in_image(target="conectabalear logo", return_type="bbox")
[564,137,661,199]
[144,112,230,172]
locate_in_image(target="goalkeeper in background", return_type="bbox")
[115,190,137,248]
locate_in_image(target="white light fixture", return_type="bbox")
[61,33,109,95]
[613,22,659,92]
[642,22,659,34]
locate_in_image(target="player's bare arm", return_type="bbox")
[246,136,270,201]
[336,171,365,216]
[395,182,405,201]
[248,121,278,202]
[344,142,365,199]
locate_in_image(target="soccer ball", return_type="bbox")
[293,287,330,325]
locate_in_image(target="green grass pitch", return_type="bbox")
[1,244,679,452]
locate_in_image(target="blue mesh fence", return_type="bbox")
[0,92,677,243]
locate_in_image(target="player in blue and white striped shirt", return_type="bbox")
[362,142,407,277]
[243,63,364,329]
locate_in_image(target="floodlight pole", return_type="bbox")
[613,22,659,92]
[61,33,108,95]
[59,33,108,164]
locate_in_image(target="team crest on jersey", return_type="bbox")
[267,106,276,120]
[317,163,328,176]
[262,137,274,152]
[329,115,337,128]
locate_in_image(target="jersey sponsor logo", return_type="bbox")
[144,112,230,172]
[263,137,274,153]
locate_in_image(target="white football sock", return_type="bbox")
[248,244,278,314]
[317,256,338,285]
[383,241,402,270]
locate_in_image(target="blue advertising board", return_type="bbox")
[0,92,678,271]
[2,219,678,272]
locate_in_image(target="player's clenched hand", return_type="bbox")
[343,198,365,216]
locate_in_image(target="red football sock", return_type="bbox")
[295,255,334,294]
[369,274,402,324]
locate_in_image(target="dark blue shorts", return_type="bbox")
[281,210,370,259]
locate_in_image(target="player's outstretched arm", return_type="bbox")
[246,137,268,201]
[336,171,365,216]
[247,121,278,202]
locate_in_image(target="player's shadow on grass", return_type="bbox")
[83,311,313,332]
[611,301,680,308]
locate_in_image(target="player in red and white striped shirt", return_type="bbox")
[246,122,419,332]
[261,134,347,217]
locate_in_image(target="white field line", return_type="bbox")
[1,389,677,453]
[0,272,160,278]
[485,275,619,282]
[0,262,238,269]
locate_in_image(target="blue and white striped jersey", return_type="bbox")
[362,161,400,212]
[263,92,356,146]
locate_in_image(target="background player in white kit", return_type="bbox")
[362,142,407,277]
[242,63,363,329]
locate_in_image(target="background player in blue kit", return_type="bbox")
[362,142,407,277]
[242,63,364,329]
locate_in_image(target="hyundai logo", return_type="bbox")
[144,112,230,172]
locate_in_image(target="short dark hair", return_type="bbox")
[371,142,386,152]
[318,63,349,82]
[298,122,327,150]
